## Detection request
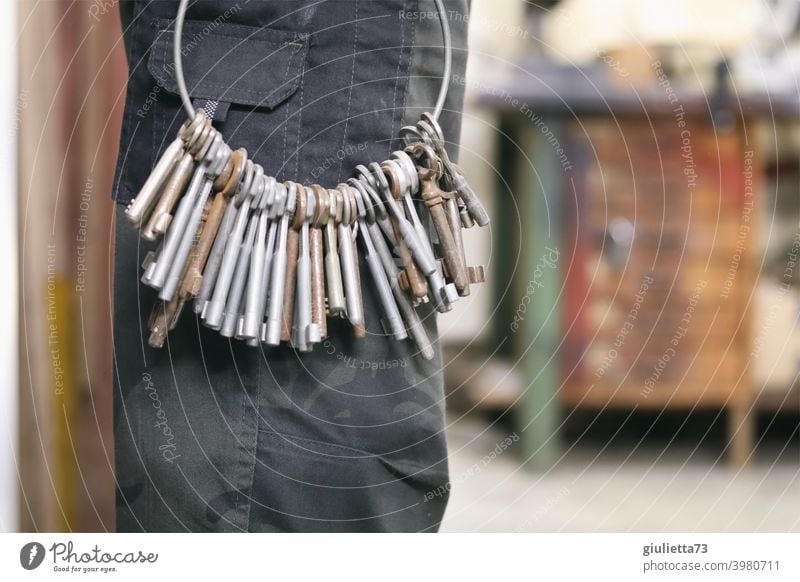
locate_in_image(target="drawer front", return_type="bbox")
[565,117,750,403]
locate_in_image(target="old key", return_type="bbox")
[263,182,295,346]
[310,185,330,338]
[336,184,365,337]
[291,185,320,351]
[324,188,346,316]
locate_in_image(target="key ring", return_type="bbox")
[172,0,453,122]
[129,0,489,357]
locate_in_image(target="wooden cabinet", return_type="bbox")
[561,116,755,441]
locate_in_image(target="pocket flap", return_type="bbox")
[147,18,308,110]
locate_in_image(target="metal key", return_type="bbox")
[147,295,184,349]
[381,159,455,311]
[141,151,195,241]
[240,176,276,340]
[418,166,469,295]
[292,185,320,351]
[220,211,258,338]
[140,116,215,240]
[193,199,236,314]
[159,135,229,302]
[419,112,490,227]
[248,197,280,346]
[194,157,255,316]
[325,188,346,316]
[202,162,262,329]
[351,184,407,340]
[362,168,433,299]
[125,137,185,228]
[281,183,303,343]
[354,165,397,250]
[179,148,247,300]
[363,211,435,360]
[264,182,295,346]
[336,185,365,336]
[310,185,330,339]
[142,130,221,292]
[443,185,471,297]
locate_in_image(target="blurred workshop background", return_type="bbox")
[3,0,799,532]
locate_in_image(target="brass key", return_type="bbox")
[310,185,330,339]
[281,183,303,343]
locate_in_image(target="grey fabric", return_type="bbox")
[403,0,470,163]
[113,0,468,532]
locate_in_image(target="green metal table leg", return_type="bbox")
[515,117,563,469]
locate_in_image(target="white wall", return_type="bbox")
[547,0,764,61]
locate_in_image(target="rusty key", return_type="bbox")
[419,166,469,295]
[281,182,303,343]
[178,148,246,300]
[310,185,330,339]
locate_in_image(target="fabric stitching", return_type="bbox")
[335,0,359,182]
[281,52,293,179]
[389,0,408,157]
[295,64,305,178]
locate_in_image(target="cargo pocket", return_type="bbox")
[151,17,309,173]
[115,17,309,204]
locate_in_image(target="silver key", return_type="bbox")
[202,163,262,329]
[159,137,229,301]
[193,199,237,314]
[364,216,434,360]
[292,186,320,351]
[419,112,490,227]
[247,219,278,346]
[252,182,285,345]
[264,182,296,346]
[351,185,407,340]
[125,137,184,228]
[324,189,346,316]
[142,133,220,290]
[240,177,276,339]
[220,213,258,338]
[336,185,365,332]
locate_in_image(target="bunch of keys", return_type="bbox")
[125,111,489,360]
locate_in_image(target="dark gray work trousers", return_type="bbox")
[112,0,468,532]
